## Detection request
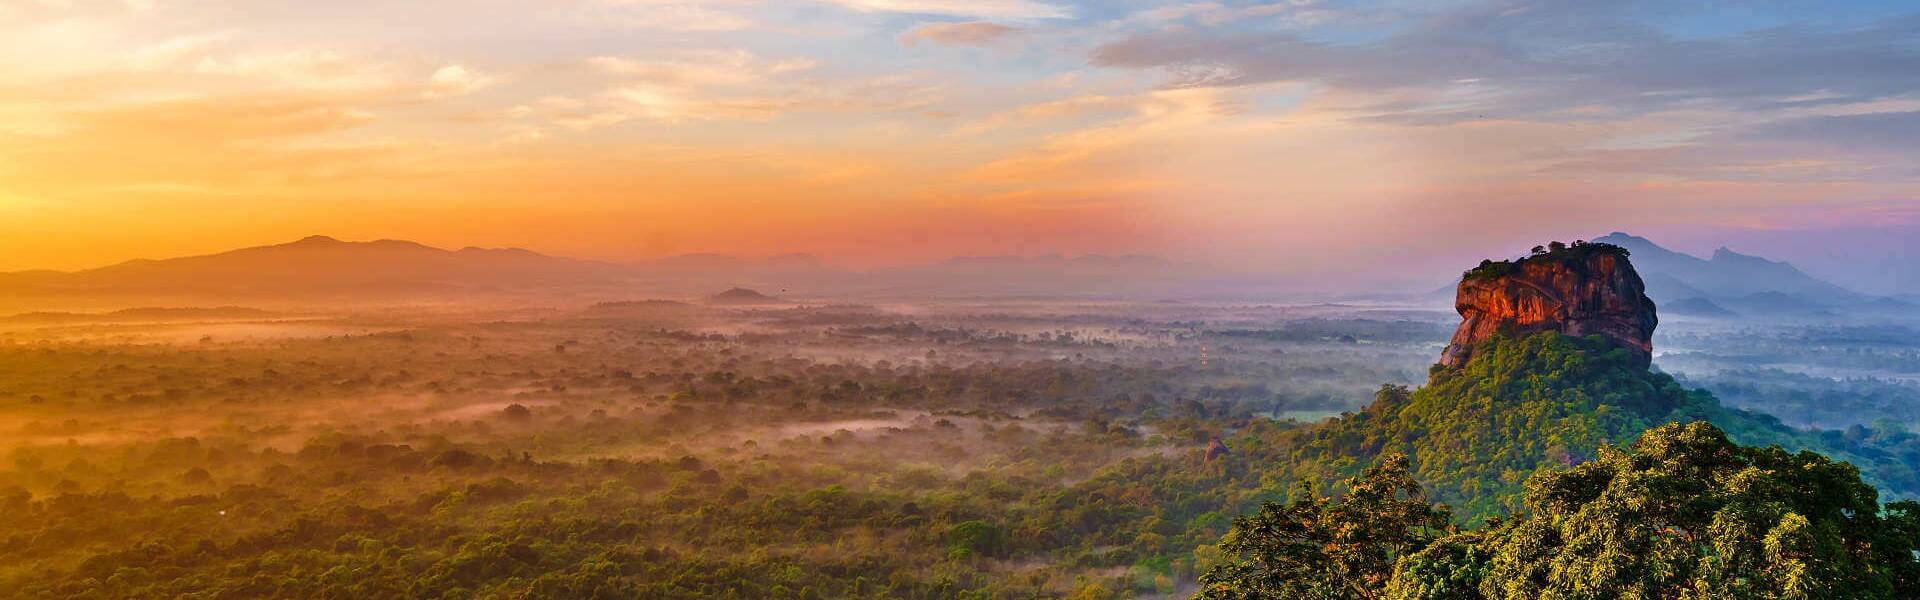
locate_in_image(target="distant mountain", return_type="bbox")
[1650,225,1920,296]
[0,235,624,301]
[705,287,787,305]
[1591,232,1863,313]
[1662,296,1737,318]
[1717,291,1838,316]
[2,306,278,323]
[0,236,1231,306]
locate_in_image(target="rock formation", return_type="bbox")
[1440,242,1658,369]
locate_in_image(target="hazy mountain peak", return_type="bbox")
[457,246,542,256]
[1709,246,1782,266]
[1596,231,1650,245]
[1591,232,1696,263]
[706,287,786,305]
[1591,232,1860,311]
[282,235,431,252]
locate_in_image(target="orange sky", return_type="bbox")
[4,1,1918,277]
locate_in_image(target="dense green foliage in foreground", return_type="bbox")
[1195,331,1920,598]
[1202,422,1920,599]
[1196,455,1451,599]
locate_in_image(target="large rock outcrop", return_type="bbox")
[1440,243,1658,369]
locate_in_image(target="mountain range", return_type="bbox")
[0,235,624,302]
[1589,232,1902,316]
[0,235,1203,307]
[1,233,1905,313]
[1639,224,1920,297]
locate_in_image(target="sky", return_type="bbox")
[3,0,1919,287]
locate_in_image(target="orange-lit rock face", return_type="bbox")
[1440,251,1658,369]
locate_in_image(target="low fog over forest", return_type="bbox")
[7,256,1920,598]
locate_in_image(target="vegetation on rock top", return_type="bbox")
[1461,240,1630,282]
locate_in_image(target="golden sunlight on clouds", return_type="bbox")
[3,0,1917,277]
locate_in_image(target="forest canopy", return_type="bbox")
[1202,422,1920,599]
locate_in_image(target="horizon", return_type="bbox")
[5,1,1920,290]
[0,229,1897,302]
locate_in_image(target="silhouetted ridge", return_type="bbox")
[705,287,786,305]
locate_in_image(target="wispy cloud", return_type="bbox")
[579,49,822,123]
[425,65,498,98]
[819,0,1067,20]
[899,21,1021,47]
[580,0,761,32]
[1744,111,1920,153]
[1094,3,1920,124]
[589,50,817,86]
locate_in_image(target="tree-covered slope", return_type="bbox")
[1199,423,1920,599]
[1396,421,1920,599]
[1259,331,1920,520]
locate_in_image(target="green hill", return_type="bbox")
[1256,331,1920,521]
[1199,331,1920,598]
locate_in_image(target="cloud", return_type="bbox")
[1744,111,1920,153]
[589,50,816,87]
[1128,1,1337,28]
[898,21,1020,47]
[175,45,404,92]
[561,49,953,125]
[954,94,1128,135]
[818,0,1067,20]
[578,49,824,123]
[0,94,408,210]
[970,87,1234,181]
[1092,2,1920,125]
[605,85,792,122]
[426,64,497,98]
[581,0,759,32]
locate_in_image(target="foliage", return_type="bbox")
[0,313,1327,598]
[1205,422,1920,600]
[1251,330,1920,521]
[943,520,1006,559]
[1272,331,1696,519]
[1385,422,1920,599]
[6,302,1920,599]
[1461,240,1627,282]
[1197,454,1451,600]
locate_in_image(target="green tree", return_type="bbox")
[1198,454,1451,600]
[944,520,1007,559]
[1384,422,1920,599]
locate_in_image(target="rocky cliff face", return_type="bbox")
[1440,244,1658,369]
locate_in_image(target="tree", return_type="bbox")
[1197,454,1452,600]
[1384,422,1920,599]
[944,520,1006,559]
